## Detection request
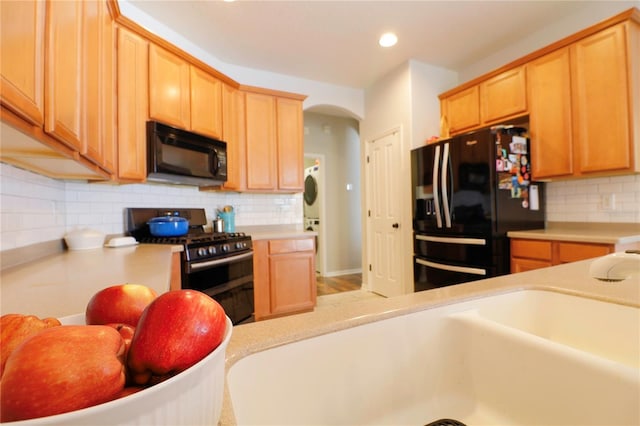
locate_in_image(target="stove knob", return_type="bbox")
[208,246,217,255]
[222,244,229,252]
[197,248,207,257]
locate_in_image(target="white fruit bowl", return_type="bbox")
[5,314,232,426]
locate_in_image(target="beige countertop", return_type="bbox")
[237,224,315,240]
[507,222,640,244]
[220,258,640,425]
[0,244,176,318]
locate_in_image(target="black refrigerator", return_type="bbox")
[411,118,545,292]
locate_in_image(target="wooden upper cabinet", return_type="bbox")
[441,85,480,135]
[243,89,306,192]
[45,0,83,151]
[100,0,117,174]
[276,97,304,191]
[82,0,104,169]
[149,44,226,140]
[441,66,526,136]
[190,66,223,139]
[149,44,190,130]
[527,48,574,180]
[0,0,45,126]
[117,27,149,182]
[245,91,277,190]
[571,22,634,175]
[480,66,527,124]
[221,84,246,191]
[82,0,117,174]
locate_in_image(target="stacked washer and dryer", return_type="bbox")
[303,165,322,275]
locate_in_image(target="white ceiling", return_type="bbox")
[126,1,623,89]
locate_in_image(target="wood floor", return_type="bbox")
[316,273,362,296]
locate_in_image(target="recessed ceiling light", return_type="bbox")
[379,32,398,48]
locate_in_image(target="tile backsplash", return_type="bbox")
[545,174,640,223]
[1,163,639,251]
[0,163,302,251]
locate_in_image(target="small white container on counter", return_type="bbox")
[63,229,106,251]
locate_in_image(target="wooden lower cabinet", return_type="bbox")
[170,251,182,291]
[253,237,316,321]
[510,238,634,273]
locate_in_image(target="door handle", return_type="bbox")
[392,223,399,228]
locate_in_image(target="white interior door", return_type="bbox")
[367,130,403,297]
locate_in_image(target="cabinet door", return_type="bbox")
[251,240,271,321]
[222,84,245,191]
[480,66,527,124]
[269,251,316,315]
[511,257,552,273]
[190,66,222,139]
[117,28,148,181]
[245,92,277,190]
[527,48,574,179]
[82,0,102,166]
[571,23,631,174]
[0,0,45,126]
[45,0,83,151]
[557,242,611,263]
[511,239,553,261]
[276,97,304,191]
[149,44,190,129]
[442,86,480,135]
[100,0,117,174]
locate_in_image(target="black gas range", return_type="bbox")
[126,208,254,324]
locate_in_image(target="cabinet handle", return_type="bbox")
[392,223,399,229]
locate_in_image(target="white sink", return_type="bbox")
[227,289,640,425]
[456,289,640,368]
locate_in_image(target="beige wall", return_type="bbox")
[303,112,361,276]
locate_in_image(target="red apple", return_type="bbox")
[0,314,61,377]
[106,323,135,359]
[86,284,157,326]
[0,325,126,422]
[106,323,136,384]
[127,290,227,385]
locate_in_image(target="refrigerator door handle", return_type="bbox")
[441,143,452,228]
[432,145,442,228]
[416,258,487,276]
[416,235,486,246]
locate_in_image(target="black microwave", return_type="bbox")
[146,121,227,186]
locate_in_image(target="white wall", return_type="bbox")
[0,163,301,251]
[360,63,413,292]
[408,60,458,148]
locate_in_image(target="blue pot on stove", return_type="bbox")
[147,215,189,237]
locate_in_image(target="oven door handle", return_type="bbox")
[415,258,487,276]
[188,251,253,272]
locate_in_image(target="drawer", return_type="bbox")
[511,257,553,273]
[557,242,611,263]
[510,239,552,261]
[269,238,314,254]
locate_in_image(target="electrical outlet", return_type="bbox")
[600,193,616,210]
